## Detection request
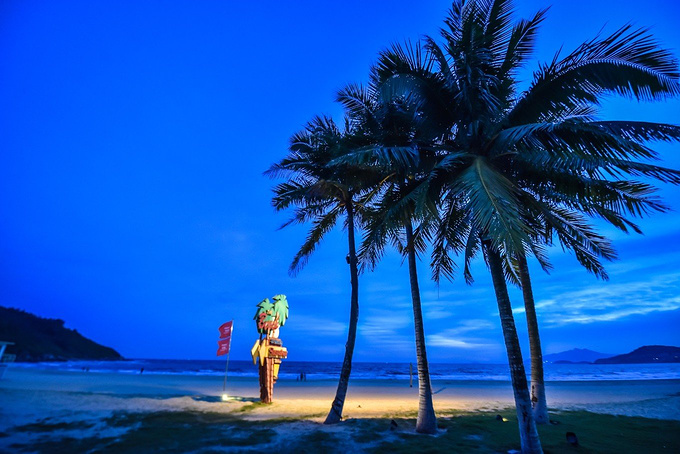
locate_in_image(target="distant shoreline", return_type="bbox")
[9,359,680,382]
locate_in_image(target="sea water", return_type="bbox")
[10,359,680,382]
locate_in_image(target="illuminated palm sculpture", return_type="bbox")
[251,294,289,403]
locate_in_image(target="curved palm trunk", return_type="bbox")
[404,220,437,434]
[324,201,359,424]
[517,254,549,424]
[485,242,542,454]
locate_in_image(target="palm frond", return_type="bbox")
[454,158,531,254]
[289,208,342,275]
[511,25,680,124]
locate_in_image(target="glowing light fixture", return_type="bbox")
[221,393,230,402]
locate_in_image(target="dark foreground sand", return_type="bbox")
[1,367,678,452]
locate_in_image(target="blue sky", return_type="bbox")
[1,0,679,363]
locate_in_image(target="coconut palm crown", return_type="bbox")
[267,115,384,425]
[332,74,456,434]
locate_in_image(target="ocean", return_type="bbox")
[10,359,680,382]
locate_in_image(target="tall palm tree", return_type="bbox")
[360,178,440,434]
[368,0,680,450]
[267,116,380,424]
[334,78,445,434]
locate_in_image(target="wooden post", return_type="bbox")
[259,357,275,404]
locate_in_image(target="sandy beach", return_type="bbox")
[1,367,679,452]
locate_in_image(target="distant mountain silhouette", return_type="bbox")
[543,348,614,364]
[0,306,122,362]
[594,345,680,364]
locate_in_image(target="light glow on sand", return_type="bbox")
[221,394,230,402]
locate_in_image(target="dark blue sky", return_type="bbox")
[2,0,679,362]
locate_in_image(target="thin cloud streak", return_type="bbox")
[534,273,680,327]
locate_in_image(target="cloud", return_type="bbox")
[421,287,489,302]
[427,336,490,348]
[357,313,414,352]
[363,282,405,294]
[606,250,680,276]
[422,301,454,319]
[358,313,411,335]
[286,315,347,336]
[597,213,680,243]
[534,272,680,327]
[445,319,495,335]
[427,319,496,349]
[421,291,492,320]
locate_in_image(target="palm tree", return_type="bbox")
[333,78,445,434]
[368,0,680,450]
[516,254,548,423]
[267,116,380,424]
[360,178,440,434]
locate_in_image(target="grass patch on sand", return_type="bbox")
[9,435,118,453]
[286,430,342,453]
[237,401,270,413]
[6,409,680,453]
[372,410,680,453]
[12,419,96,433]
[8,412,275,453]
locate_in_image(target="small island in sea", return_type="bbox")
[544,346,680,365]
[595,346,680,364]
[543,348,614,364]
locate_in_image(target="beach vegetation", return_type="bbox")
[5,410,679,453]
[12,419,96,433]
[237,401,270,413]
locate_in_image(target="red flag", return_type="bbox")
[218,321,233,339]
[216,338,231,356]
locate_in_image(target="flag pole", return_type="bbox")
[223,320,233,393]
[222,351,230,392]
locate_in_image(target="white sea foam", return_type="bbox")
[10,360,680,382]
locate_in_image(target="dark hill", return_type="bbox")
[594,345,680,364]
[0,306,123,362]
[543,348,613,364]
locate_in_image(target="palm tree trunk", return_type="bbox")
[517,254,549,424]
[324,201,359,424]
[404,220,437,434]
[484,241,542,454]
